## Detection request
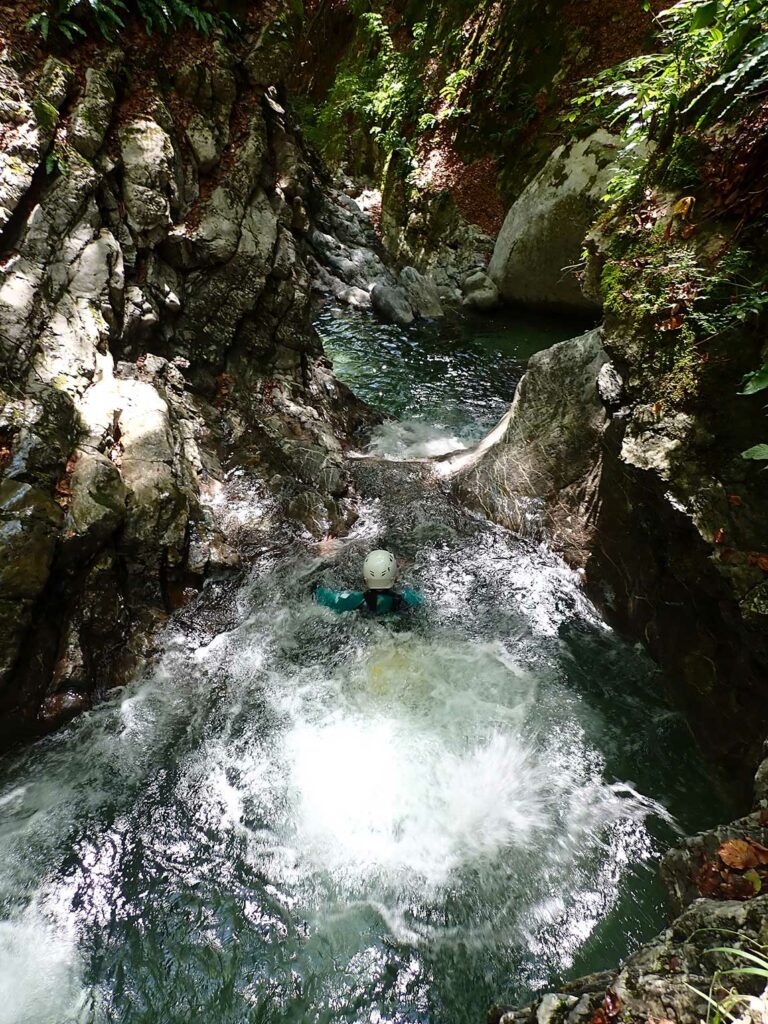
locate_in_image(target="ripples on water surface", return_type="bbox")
[0,308,726,1024]
[317,306,582,456]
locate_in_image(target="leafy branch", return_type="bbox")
[28,0,233,42]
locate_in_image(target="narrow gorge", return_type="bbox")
[1,1,767,1022]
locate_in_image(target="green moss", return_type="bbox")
[657,323,702,406]
[32,96,59,135]
[598,221,717,406]
[659,134,709,191]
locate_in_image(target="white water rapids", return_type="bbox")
[0,314,724,1024]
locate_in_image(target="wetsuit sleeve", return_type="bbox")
[314,586,365,613]
[400,587,424,609]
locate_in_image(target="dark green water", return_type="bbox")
[317,306,588,446]
[0,309,726,1024]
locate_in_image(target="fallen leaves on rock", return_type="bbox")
[54,454,78,510]
[591,987,623,1024]
[746,551,768,571]
[720,838,763,869]
[0,427,13,472]
[703,99,768,220]
[694,837,768,900]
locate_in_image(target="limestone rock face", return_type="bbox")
[61,452,126,564]
[0,54,73,231]
[69,67,116,160]
[456,328,610,561]
[119,116,178,245]
[399,266,444,318]
[0,39,374,745]
[379,152,495,303]
[488,131,629,310]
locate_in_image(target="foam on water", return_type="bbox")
[0,310,724,1022]
[365,419,468,459]
[0,912,86,1024]
[0,523,710,1022]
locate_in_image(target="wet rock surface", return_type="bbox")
[462,269,500,311]
[457,326,768,783]
[456,328,610,562]
[0,36,374,745]
[488,740,768,1024]
[494,894,768,1024]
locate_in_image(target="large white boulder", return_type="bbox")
[489,130,632,310]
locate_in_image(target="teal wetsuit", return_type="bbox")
[315,586,423,615]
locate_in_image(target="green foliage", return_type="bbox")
[600,222,768,407]
[28,0,233,42]
[306,12,427,163]
[689,942,768,1022]
[576,2,768,434]
[45,147,69,176]
[572,0,768,142]
[739,365,768,394]
[301,4,486,168]
[738,365,768,460]
[569,0,768,207]
[438,65,477,120]
[688,247,768,340]
[742,443,768,459]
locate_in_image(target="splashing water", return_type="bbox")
[0,310,727,1024]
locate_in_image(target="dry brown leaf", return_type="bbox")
[604,989,622,1020]
[719,838,759,870]
[747,840,768,864]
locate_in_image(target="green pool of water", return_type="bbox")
[316,306,590,443]
[0,307,728,1024]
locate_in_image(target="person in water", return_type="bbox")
[314,549,423,614]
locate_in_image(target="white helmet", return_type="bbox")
[363,549,397,590]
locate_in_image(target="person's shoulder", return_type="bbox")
[399,586,423,608]
[316,585,365,611]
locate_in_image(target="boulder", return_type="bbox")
[488,130,631,310]
[287,489,332,538]
[370,283,414,326]
[399,266,444,318]
[461,269,499,311]
[60,451,126,564]
[278,440,350,498]
[455,327,610,559]
[185,113,221,173]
